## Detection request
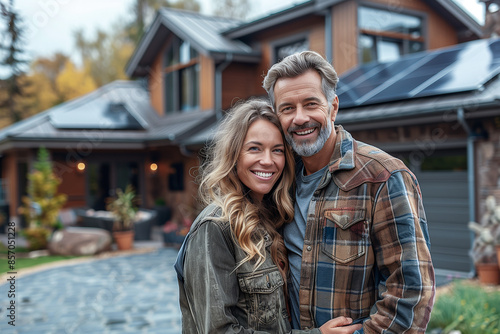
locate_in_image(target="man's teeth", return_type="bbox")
[254,172,273,178]
[296,128,314,135]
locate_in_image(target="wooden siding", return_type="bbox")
[57,160,86,208]
[221,63,260,110]
[332,1,358,75]
[149,46,166,116]
[200,54,214,111]
[252,16,325,95]
[146,147,201,222]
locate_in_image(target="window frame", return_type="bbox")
[270,32,310,64]
[357,3,428,64]
[163,36,200,114]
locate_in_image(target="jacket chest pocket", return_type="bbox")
[238,268,285,327]
[321,208,367,264]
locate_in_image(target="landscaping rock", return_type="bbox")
[48,227,112,256]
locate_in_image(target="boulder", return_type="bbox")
[48,227,112,256]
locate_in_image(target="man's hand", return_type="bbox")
[319,316,363,334]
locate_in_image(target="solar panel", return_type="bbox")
[50,100,144,130]
[337,38,500,108]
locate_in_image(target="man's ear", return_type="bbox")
[331,96,339,122]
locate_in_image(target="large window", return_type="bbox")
[359,6,425,64]
[272,34,309,63]
[164,37,199,114]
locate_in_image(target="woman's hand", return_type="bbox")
[319,316,363,334]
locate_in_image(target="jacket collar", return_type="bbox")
[328,125,357,173]
[316,125,357,191]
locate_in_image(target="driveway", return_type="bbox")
[0,246,182,333]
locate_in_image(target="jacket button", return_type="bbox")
[267,282,271,288]
[307,246,312,251]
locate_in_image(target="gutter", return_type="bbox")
[215,53,233,120]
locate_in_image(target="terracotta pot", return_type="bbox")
[476,263,500,285]
[113,230,134,251]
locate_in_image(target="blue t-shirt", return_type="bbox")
[283,161,328,329]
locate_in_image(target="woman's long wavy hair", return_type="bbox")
[198,98,295,281]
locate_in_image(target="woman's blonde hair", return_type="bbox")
[198,98,294,279]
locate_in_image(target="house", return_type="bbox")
[1,0,495,275]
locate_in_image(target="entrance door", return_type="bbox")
[88,161,140,210]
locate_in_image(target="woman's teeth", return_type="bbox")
[254,172,273,178]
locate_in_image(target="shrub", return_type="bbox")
[428,280,500,334]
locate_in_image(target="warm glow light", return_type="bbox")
[77,162,86,171]
[150,163,158,172]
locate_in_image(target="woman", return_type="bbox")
[174,98,360,333]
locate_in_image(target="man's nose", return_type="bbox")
[293,106,309,124]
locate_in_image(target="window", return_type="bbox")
[272,36,309,63]
[358,6,425,64]
[164,37,199,114]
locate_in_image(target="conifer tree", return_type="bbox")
[0,0,30,124]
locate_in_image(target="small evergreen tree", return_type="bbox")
[19,147,67,250]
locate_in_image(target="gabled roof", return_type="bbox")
[126,8,260,77]
[0,80,216,151]
[224,0,483,40]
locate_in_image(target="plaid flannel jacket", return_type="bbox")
[296,126,435,333]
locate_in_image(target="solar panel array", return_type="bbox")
[337,38,500,108]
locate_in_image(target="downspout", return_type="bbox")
[323,9,333,62]
[457,107,476,276]
[215,53,233,120]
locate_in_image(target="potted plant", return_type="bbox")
[106,185,137,250]
[468,195,500,285]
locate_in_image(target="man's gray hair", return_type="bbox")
[262,51,339,109]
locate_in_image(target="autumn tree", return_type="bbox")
[23,53,69,111]
[0,0,31,125]
[126,0,201,44]
[74,25,135,87]
[55,60,97,101]
[212,0,251,20]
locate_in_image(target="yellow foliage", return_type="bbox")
[24,72,60,111]
[56,60,97,101]
[19,147,67,230]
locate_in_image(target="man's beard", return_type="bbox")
[285,120,332,157]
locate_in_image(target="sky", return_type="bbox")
[8,0,486,68]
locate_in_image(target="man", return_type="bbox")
[263,51,435,333]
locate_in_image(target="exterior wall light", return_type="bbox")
[77,162,86,172]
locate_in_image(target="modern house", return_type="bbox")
[1,0,498,275]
